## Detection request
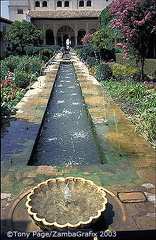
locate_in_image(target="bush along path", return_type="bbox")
[75,46,156,148]
[1,55,44,117]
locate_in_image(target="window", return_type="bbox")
[87,1,91,6]
[57,1,62,7]
[79,1,84,7]
[64,1,69,7]
[17,9,23,14]
[35,1,40,7]
[42,1,47,7]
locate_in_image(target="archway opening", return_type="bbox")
[77,29,86,45]
[57,25,75,48]
[63,34,68,48]
[46,29,54,45]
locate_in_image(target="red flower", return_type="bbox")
[1,81,8,87]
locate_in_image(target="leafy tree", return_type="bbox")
[109,0,156,79]
[93,28,114,50]
[99,6,113,29]
[5,20,43,54]
[98,6,120,51]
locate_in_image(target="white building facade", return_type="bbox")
[9,0,113,46]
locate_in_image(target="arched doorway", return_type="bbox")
[56,25,75,47]
[46,29,54,45]
[77,29,86,45]
[63,34,68,48]
[70,36,75,47]
[57,36,62,46]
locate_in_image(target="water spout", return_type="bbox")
[62,183,71,202]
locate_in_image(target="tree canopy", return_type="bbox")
[99,6,113,29]
[109,0,156,78]
[93,28,114,50]
[5,20,43,53]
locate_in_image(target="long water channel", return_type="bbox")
[29,60,105,165]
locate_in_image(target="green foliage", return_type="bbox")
[116,53,156,78]
[111,63,141,81]
[44,45,61,52]
[1,55,44,115]
[93,28,114,50]
[0,51,13,60]
[17,56,44,75]
[94,64,113,81]
[77,45,95,62]
[24,45,60,61]
[5,20,43,53]
[14,69,35,88]
[101,79,156,146]
[86,57,100,69]
[99,7,112,27]
[73,45,84,51]
[3,55,20,72]
[1,55,44,82]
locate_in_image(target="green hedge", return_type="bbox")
[116,53,156,77]
[86,56,100,69]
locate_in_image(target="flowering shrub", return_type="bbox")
[109,0,156,79]
[1,74,26,115]
[1,55,44,116]
[14,69,37,88]
[111,63,140,80]
[81,33,94,46]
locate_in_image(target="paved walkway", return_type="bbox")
[1,52,156,236]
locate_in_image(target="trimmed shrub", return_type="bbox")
[73,45,84,51]
[94,64,113,81]
[86,56,100,69]
[77,45,95,62]
[24,45,60,56]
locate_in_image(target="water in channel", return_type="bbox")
[29,61,105,165]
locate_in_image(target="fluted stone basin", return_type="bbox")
[26,177,107,230]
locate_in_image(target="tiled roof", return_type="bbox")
[0,17,12,23]
[28,10,101,19]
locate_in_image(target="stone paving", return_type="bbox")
[1,52,156,237]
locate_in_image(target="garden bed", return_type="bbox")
[1,55,44,117]
[101,79,156,148]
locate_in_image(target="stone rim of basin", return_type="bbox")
[26,177,107,230]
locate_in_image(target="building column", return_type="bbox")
[75,36,78,45]
[54,35,57,45]
[42,24,46,45]
[86,23,89,34]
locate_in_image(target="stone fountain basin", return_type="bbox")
[26,177,107,230]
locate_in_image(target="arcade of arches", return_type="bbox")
[45,25,96,47]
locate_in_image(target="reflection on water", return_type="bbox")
[28,62,105,166]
